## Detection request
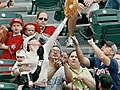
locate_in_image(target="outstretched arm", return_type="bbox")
[44,17,67,53]
[87,39,110,66]
[71,36,90,67]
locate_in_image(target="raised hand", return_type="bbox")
[71,36,79,46]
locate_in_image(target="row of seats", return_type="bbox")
[1,8,120,89]
[0,59,18,90]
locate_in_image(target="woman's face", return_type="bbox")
[36,12,48,27]
[68,51,80,66]
[49,46,61,60]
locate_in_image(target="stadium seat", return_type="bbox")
[0,59,16,83]
[0,82,18,90]
[0,50,2,58]
[90,9,120,48]
[0,12,23,28]
[28,0,64,15]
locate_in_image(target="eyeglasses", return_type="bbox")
[16,56,24,58]
[38,18,48,21]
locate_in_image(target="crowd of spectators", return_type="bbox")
[0,0,120,90]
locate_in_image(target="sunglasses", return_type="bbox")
[38,18,48,21]
[16,56,24,58]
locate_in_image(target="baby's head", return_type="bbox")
[23,23,40,36]
[16,49,27,62]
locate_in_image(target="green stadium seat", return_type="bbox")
[0,12,23,28]
[90,9,120,48]
[28,0,64,15]
[0,82,18,90]
[0,59,16,83]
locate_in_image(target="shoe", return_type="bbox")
[65,37,74,47]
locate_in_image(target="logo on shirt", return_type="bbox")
[11,44,16,49]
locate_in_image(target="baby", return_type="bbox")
[10,49,33,90]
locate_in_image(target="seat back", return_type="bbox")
[35,0,59,9]
[90,9,120,47]
[90,9,120,24]
[28,0,64,15]
[0,59,16,83]
[0,12,23,27]
[0,82,18,90]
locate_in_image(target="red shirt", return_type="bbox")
[43,26,56,36]
[1,32,23,60]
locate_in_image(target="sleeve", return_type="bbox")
[108,58,119,72]
[44,18,67,53]
[8,36,23,54]
[89,57,96,68]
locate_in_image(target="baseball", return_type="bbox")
[69,4,73,9]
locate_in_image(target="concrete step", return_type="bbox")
[0,2,32,12]
[2,0,31,3]
[60,45,93,57]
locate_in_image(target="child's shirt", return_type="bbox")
[1,32,23,60]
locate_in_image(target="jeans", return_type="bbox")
[23,86,46,90]
[105,0,120,10]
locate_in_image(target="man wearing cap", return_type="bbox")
[71,36,120,90]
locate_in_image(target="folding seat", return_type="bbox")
[90,9,120,47]
[0,82,18,90]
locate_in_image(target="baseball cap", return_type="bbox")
[101,40,117,53]
[9,18,23,27]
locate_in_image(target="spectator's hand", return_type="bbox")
[0,43,7,49]
[71,36,79,46]
[87,38,95,46]
[28,81,33,88]
[61,53,68,64]
[9,67,13,71]
[74,76,83,81]
[53,59,62,70]
[78,3,85,12]
[7,0,15,7]
[84,0,94,7]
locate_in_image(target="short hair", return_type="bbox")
[49,45,62,54]
[37,10,49,19]
[99,74,113,89]
[68,50,76,58]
